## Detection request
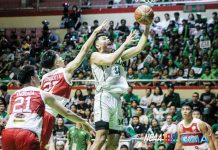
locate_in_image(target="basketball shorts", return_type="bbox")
[2,128,40,150]
[40,111,56,150]
[94,91,124,131]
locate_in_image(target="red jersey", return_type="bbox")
[41,68,72,116]
[41,68,72,98]
[178,118,209,150]
[6,86,45,141]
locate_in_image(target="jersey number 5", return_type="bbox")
[12,97,31,113]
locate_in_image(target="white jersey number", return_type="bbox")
[43,81,59,92]
[112,66,120,76]
[12,97,31,113]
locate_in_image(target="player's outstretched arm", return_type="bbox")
[175,125,183,150]
[43,91,94,132]
[121,25,150,61]
[65,20,108,79]
[91,30,136,66]
[199,121,215,150]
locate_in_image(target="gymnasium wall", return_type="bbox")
[0,4,218,28]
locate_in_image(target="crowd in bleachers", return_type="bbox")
[1,11,218,86]
[0,10,218,150]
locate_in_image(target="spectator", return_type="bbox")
[147,118,162,135]
[117,19,130,36]
[80,22,90,35]
[0,85,10,105]
[138,66,153,85]
[158,144,166,150]
[208,12,217,25]
[161,115,177,134]
[84,85,94,103]
[67,122,91,150]
[135,106,149,126]
[69,5,81,30]
[126,67,138,79]
[186,68,198,86]
[151,86,164,107]
[72,89,84,104]
[53,117,68,137]
[199,85,216,107]
[190,92,204,113]
[191,57,204,78]
[161,13,170,29]
[55,140,65,150]
[91,20,99,30]
[76,97,90,117]
[131,116,146,137]
[201,66,216,85]
[123,85,140,104]
[167,105,180,122]
[140,88,152,108]
[120,144,129,150]
[163,84,181,107]
[0,103,7,132]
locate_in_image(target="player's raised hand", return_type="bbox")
[94,19,108,33]
[124,30,137,45]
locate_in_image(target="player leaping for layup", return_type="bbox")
[40,20,107,150]
[90,22,151,149]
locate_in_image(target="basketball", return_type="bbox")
[134,5,154,25]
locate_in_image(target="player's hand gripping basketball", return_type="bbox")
[93,19,108,33]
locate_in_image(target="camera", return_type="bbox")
[42,20,49,31]
[63,2,70,13]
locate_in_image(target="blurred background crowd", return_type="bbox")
[0,1,218,150]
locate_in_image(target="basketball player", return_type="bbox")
[2,65,92,150]
[90,24,150,150]
[40,20,107,149]
[175,102,215,150]
[192,109,218,150]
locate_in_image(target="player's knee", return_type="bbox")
[99,134,107,144]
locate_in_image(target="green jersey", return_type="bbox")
[68,127,91,150]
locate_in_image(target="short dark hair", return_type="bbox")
[136,106,144,114]
[182,102,193,110]
[120,144,128,149]
[193,108,202,114]
[193,92,199,97]
[41,50,57,69]
[94,33,108,50]
[132,116,139,119]
[18,65,35,84]
[0,85,8,91]
[158,144,166,148]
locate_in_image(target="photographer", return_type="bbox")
[64,27,78,50]
[39,20,59,49]
[60,3,70,28]
[69,5,81,30]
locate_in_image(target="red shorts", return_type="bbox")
[40,111,55,150]
[2,128,40,150]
